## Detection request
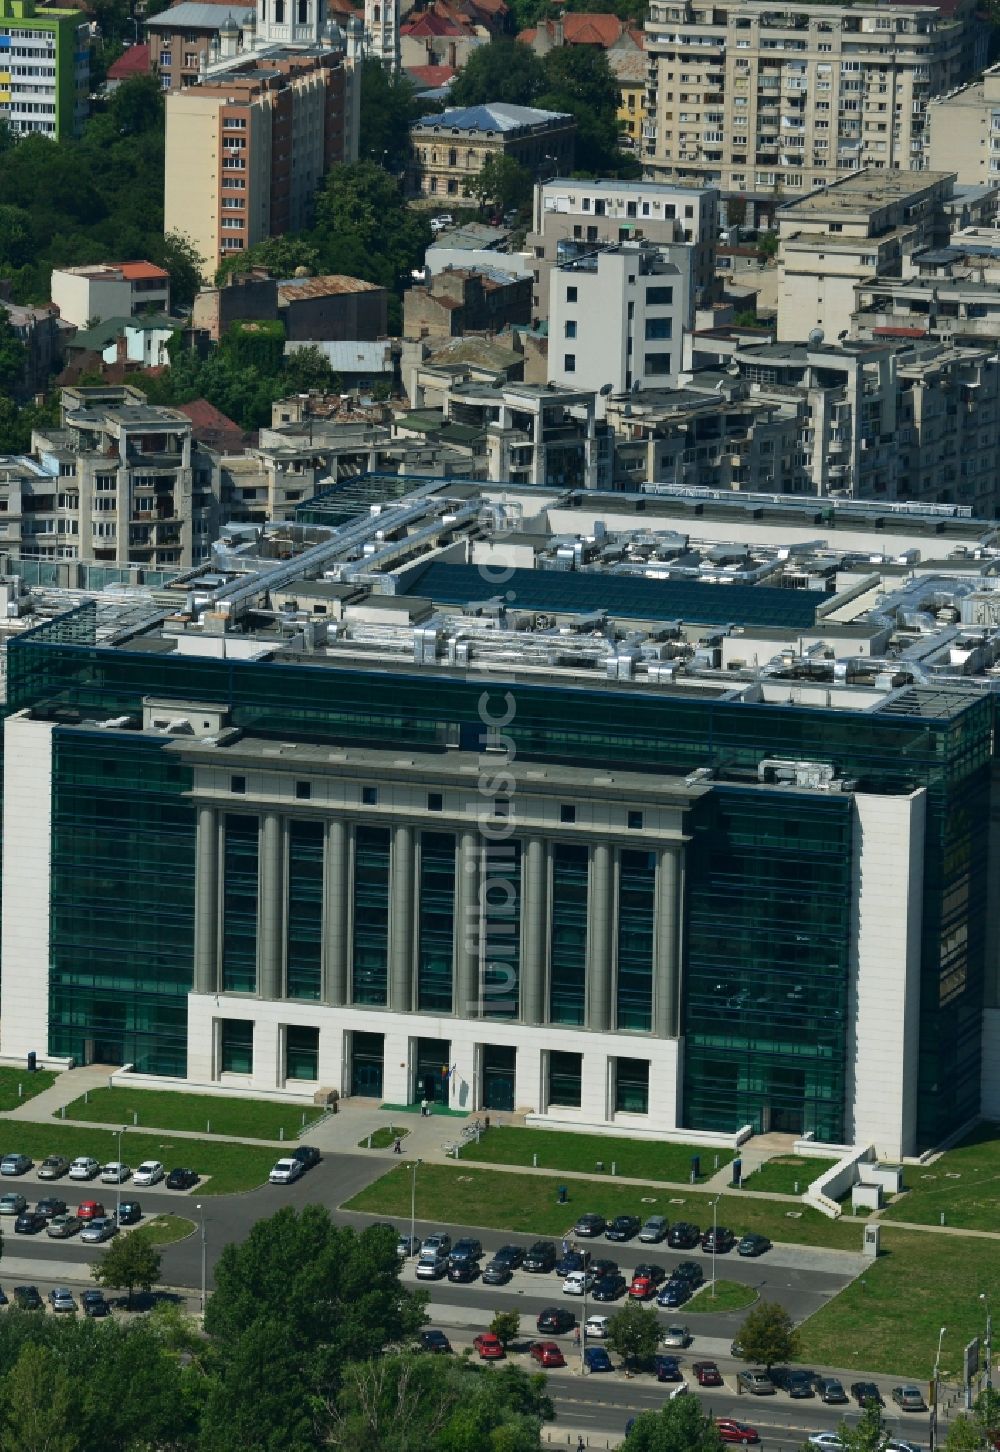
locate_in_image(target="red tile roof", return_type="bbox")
[177,398,249,450]
[517,12,635,47]
[873,326,928,339]
[108,43,150,79]
[407,63,456,85]
[118,260,170,282]
[403,11,468,35]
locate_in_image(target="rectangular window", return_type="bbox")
[565,320,577,338]
[564,354,576,373]
[222,814,258,994]
[353,825,390,1006]
[617,848,656,1031]
[560,804,576,824]
[220,1019,253,1075]
[645,317,673,340]
[427,792,443,812]
[285,1024,319,1082]
[231,775,246,794]
[548,1049,583,1107]
[646,286,674,305]
[615,1057,650,1113]
[482,840,521,1020]
[644,352,673,376]
[549,842,588,1025]
[286,819,323,1001]
[294,780,310,801]
[350,1030,384,1097]
[566,285,578,302]
[418,831,455,1013]
[627,810,643,831]
[362,785,379,806]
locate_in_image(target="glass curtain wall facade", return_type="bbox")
[222,815,258,995]
[617,848,656,1031]
[353,826,390,1006]
[550,843,588,1025]
[417,832,455,1014]
[286,820,323,1001]
[481,841,521,1019]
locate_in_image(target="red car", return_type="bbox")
[77,1200,105,1222]
[694,1361,724,1387]
[530,1342,566,1369]
[717,1420,760,1445]
[473,1333,505,1361]
[629,1273,656,1300]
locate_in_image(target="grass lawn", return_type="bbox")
[0,1067,58,1111]
[62,1086,323,1142]
[743,1156,838,1196]
[459,1127,733,1183]
[796,1226,1000,1380]
[142,1214,195,1246]
[342,1163,863,1250]
[0,1122,276,1197]
[359,1126,409,1150]
[687,1279,757,1314]
[880,1121,1000,1232]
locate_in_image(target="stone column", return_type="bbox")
[587,841,614,1032]
[193,804,219,995]
[257,812,285,1001]
[323,819,349,1006]
[454,830,480,1020]
[654,846,681,1038]
[389,824,415,1013]
[520,837,548,1025]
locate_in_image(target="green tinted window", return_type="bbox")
[550,844,588,1026]
[418,832,455,1014]
[222,815,258,995]
[353,826,390,1006]
[286,1024,319,1081]
[617,848,655,1032]
[286,819,323,1001]
[220,1019,253,1075]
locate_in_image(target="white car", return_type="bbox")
[666,1382,689,1400]
[68,1157,100,1181]
[100,1162,130,1184]
[562,1270,596,1296]
[808,1436,843,1451]
[268,1158,303,1185]
[585,1314,609,1339]
[133,1160,164,1187]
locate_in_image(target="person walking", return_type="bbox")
[420,1097,429,1118]
[393,1136,402,1154]
[577,1437,586,1452]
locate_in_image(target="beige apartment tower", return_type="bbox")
[642,0,984,201]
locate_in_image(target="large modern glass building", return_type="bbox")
[2,480,998,1158]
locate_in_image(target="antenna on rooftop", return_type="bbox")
[808,327,825,347]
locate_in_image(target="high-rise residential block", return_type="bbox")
[0,0,89,140]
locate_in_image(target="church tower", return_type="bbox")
[256,0,327,48]
[364,0,400,73]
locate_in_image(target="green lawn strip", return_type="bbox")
[61,1086,322,1141]
[879,1120,1000,1232]
[742,1156,838,1197]
[459,1126,733,1182]
[796,1226,997,1380]
[687,1279,757,1314]
[0,1121,276,1197]
[359,1126,409,1150]
[0,1067,58,1112]
[142,1214,195,1246]
[342,1163,862,1250]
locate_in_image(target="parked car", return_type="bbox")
[667,1221,701,1249]
[655,1355,683,1382]
[605,1215,640,1243]
[673,1260,704,1287]
[116,1201,142,1226]
[0,1153,31,1176]
[737,1233,772,1258]
[657,1279,692,1309]
[418,1329,451,1354]
[48,1287,76,1314]
[268,1158,302,1186]
[592,1274,627,1302]
[421,1232,452,1256]
[639,1215,669,1243]
[717,1419,760,1445]
[37,1155,70,1181]
[46,1214,81,1239]
[14,1210,46,1235]
[585,1314,609,1339]
[661,1324,693,1349]
[702,1226,736,1254]
[292,1146,321,1171]
[573,1213,607,1238]
[892,1385,927,1412]
[693,1361,724,1386]
[77,1199,105,1221]
[530,1342,565,1369]
[81,1217,118,1243]
[472,1333,505,1361]
[481,1260,512,1286]
[0,1192,26,1216]
[590,1258,619,1279]
[524,1241,557,1273]
[584,1347,613,1373]
[555,1249,591,1277]
[415,1251,448,1280]
[777,1369,814,1399]
[813,1377,849,1405]
[35,1197,67,1221]
[13,1285,42,1310]
[101,1162,130,1184]
[447,1260,478,1283]
[563,1270,596,1297]
[166,1168,199,1191]
[448,1237,482,1267]
[536,1306,575,1335]
[68,1157,100,1181]
[81,1290,110,1318]
[491,1244,523,1269]
[397,1235,421,1258]
[808,1436,844,1451]
[737,1370,776,1396]
[850,1382,884,1408]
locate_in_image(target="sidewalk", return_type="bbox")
[5,1064,121,1122]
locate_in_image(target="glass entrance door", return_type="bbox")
[482,1044,515,1111]
[414,1037,451,1104]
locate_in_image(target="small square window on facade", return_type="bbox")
[560,804,576,824]
[628,810,643,830]
[362,786,379,806]
[295,780,311,800]
[566,285,578,302]
[231,775,246,794]
[493,798,509,818]
[428,792,443,812]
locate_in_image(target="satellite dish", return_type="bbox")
[599,383,614,396]
[808,327,825,347]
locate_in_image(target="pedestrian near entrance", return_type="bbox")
[393,1137,402,1153]
[577,1438,585,1452]
[562,1237,569,1256]
[420,1098,429,1117]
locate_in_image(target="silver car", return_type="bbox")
[48,1287,76,1314]
[639,1215,669,1243]
[46,1214,81,1239]
[68,1157,100,1181]
[80,1217,118,1244]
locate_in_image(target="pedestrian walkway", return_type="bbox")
[5,1063,120,1121]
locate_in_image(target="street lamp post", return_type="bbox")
[409,1159,422,1258]
[115,1125,127,1225]
[197,1203,207,1314]
[930,1325,947,1452]
[983,1293,993,1393]
[710,1193,722,1299]
[580,1273,589,1376]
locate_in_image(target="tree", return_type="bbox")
[464,155,532,216]
[90,1228,161,1308]
[0,1342,78,1452]
[157,231,205,309]
[758,232,779,262]
[215,233,321,287]
[946,1417,987,1452]
[0,313,27,398]
[607,1302,660,1371]
[448,39,546,108]
[974,1386,1000,1443]
[538,46,628,175]
[623,1397,724,1451]
[358,57,420,172]
[312,162,431,322]
[489,1310,521,1349]
[735,1301,798,1370]
[835,1402,886,1452]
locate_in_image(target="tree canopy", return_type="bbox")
[735,1301,799,1369]
[623,1396,724,1452]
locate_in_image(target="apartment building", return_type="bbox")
[775,168,955,342]
[927,63,1000,187]
[403,266,531,340]
[0,0,88,140]
[642,0,984,201]
[51,262,171,330]
[146,2,254,93]
[409,102,576,202]
[548,242,691,398]
[164,0,362,281]
[528,178,717,319]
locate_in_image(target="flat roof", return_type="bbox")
[778,169,956,217]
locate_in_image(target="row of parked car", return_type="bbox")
[0,1189,146,1242]
[0,1153,199,1190]
[0,1285,111,1317]
[735,1369,927,1413]
[570,1212,771,1258]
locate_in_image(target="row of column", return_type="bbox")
[193,807,684,1033]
